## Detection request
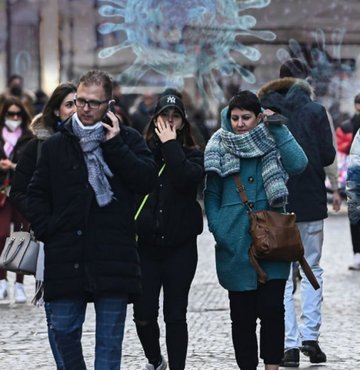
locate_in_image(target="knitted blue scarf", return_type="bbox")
[204,123,289,207]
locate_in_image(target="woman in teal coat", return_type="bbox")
[204,90,308,370]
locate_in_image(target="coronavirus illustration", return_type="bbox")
[276,28,354,99]
[97,0,275,100]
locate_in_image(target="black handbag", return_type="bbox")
[0,230,40,275]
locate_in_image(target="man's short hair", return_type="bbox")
[279,58,310,79]
[78,70,112,99]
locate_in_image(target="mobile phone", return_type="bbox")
[102,100,115,126]
[266,114,288,125]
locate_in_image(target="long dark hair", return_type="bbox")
[144,88,198,149]
[0,96,31,130]
[41,82,76,129]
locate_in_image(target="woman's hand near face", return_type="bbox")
[262,109,288,126]
[262,109,275,117]
[155,116,177,143]
[260,109,275,123]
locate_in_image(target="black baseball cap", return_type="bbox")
[154,94,186,119]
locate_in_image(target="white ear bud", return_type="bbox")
[54,110,59,117]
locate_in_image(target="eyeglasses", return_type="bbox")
[74,96,108,109]
[6,111,22,118]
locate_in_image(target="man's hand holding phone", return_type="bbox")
[102,100,121,140]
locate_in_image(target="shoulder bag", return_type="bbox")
[233,174,319,290]
[0,141,43,275]
[0,230,40,275]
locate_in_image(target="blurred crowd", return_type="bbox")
[0,67,359,370]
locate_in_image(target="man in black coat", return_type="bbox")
[27,70,157,370]
[258,58,336,368]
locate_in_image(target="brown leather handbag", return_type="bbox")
[234,174,319,290]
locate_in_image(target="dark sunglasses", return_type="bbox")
[6,111,22,118]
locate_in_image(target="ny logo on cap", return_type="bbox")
[167,96,176,104]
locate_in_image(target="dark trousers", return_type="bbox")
[350,223,360,254]
[49,295,128,370]
[229,279,286,370]
[133,240,197,370]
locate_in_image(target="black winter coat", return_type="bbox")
[27,121,157,301]
[0,128,33,185]
[258,77,336,222]
[136,138,204,247]
[10,114,57,218]
[9,138,40,218]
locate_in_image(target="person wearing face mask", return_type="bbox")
[10,82,77,218]
[204,90,308,370]
[0,97,33,303]
[9,82,77,370]
[133,89,204,370]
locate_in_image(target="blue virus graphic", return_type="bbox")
[97,0,275,101]
[276,28,354,98]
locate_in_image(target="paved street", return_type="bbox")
[0,208,359,369]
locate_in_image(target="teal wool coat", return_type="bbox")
[204,112,308,292]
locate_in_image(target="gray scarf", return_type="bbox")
[72,114,114,207]
[204,123,289,207]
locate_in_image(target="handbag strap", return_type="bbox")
[134,163,166,221]
[234,174,267,280]
[248,248,268,284]
[233,174,252,212]
[298,256,320,290]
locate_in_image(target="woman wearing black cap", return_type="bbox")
[133,89,204,370]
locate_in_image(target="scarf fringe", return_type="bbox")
[31,280,44,307]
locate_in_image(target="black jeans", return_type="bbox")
[133,240,197,370]
[350,223,360,254]
[229,279,286,370]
